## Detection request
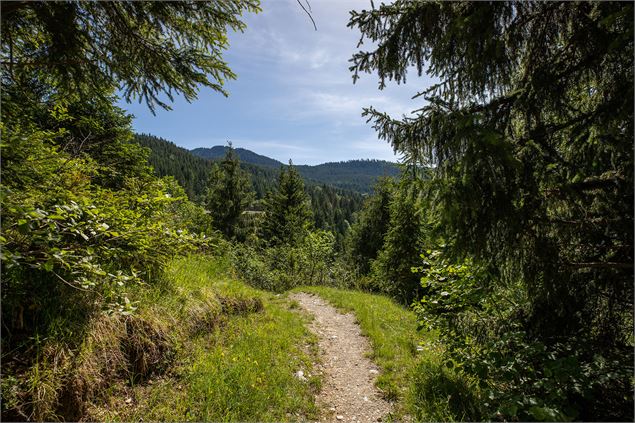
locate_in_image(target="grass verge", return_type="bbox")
[2,254,320,422]
[88,254,320,421]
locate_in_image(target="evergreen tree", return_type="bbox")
[371,181,423,304]
[206,144,254,240]
[350,1,633,339]
[345,177,395,274]
[349,2,633,419]
[135,133,213,201]
[1,1,260,112]
[261,161,312,246]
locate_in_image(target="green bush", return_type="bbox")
[413,250,634,421]
[409,357,482,422]
[2,124,208,312]
[231,230,341,292]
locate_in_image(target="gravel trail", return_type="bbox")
[290,292,391,422]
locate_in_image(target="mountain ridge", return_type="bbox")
[191,146,283,167]
[190,145,400,193]
[136,134,400,194]
[189,145,399,169]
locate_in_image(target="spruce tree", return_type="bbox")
[349,1,633,340]
[349,2,633,419]
[261,161,312,246]
[1,1,260,112]
[371,181,423,304]
[345,177,395,274]
[206,144,254,240]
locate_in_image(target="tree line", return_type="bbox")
[135,133,364,245]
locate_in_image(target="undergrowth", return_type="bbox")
[2,255,319,421]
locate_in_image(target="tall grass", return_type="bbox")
[88,255,320,421]
[2,255,320,421]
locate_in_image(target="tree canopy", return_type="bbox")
[349,1,633,420]
[350,0,633,345]
[1,1,260,111]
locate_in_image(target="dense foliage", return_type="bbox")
[349,1,633,420]
[296,159,400,193]
[135,133,211,200]
[261,162,313,246]
[1,1,255,419]
[3,0,632,421]
[345,177,395,274]
[233,163,343,292]
[371,181,424,304]
[191,146,400,194]
[1,1,260,111]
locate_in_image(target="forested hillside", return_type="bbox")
[191,144,400,193]
[135,134,211,199]
[296,160,400,193]
[191,145,283,167]
[135,133,364,243]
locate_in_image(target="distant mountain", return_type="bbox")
[191,146,282,168]
[296,160,400,193]
[191,145,400,193]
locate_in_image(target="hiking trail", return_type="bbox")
[290,293,392,422]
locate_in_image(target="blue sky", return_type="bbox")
[118,0,434,165]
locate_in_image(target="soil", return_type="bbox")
[290,293,392,422]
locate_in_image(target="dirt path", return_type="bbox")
[290,293,392,422]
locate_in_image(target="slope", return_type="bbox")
[135,134,364,241]
[87,255,320,421]
[191,145,282,168]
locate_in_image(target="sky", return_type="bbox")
[117,0,434,165]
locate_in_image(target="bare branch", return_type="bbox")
[296,0,317,31]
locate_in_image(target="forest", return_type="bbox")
[1,1,633,422]
[135,133,365,245]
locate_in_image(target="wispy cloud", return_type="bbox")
[122,0,434,165]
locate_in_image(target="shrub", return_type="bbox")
[231,230,341,292]
[413,250,634,421]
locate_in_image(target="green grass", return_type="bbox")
[89,255,320,421]
[2,254,479,422]
[291,286,479,421]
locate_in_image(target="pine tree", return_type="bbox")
[206,143,254,240]
[261,161,312,246]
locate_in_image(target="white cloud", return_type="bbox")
[126,0,433,165]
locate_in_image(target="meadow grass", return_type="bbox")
[291,285,479,422]
[89,255,320,421]
[4,254,478,421]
